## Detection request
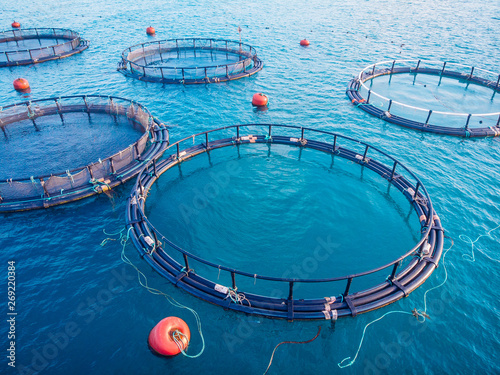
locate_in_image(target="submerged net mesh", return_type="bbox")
[118,38,263,84]
[0,28,89,67]
[346,59,500,137]
[0,95,169,212]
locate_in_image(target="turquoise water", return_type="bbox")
[146,143,420,299]
[0,113,143,179]
[1,0,499,374]
[149,50,241,68]
[367,73,500,115]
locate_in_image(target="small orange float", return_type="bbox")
[11,21,21,28]
[148,317,190,356]
[146,26,155,36]
[300,39,310,46]
[252,93,269,107]
[13,78,30,91]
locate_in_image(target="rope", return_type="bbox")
[459,223,500,263]
[263,326,321,375]
[103,227,205,358]
[226,288,251,307]
[338,235,454,368]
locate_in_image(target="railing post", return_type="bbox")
[390,161,398,180]
[183,254,190,272]
[425,110,433,126]
[389,262,399,280]
[465,114,472,130]
[301,127,305,139]
[182,68,185,81]
[362,145,369,160]
[390,60,395,74]
[231,272,236,290]
[344,277,353,297]
[371,64,376,76]
[415,59,421,71]
[139,179,144,197]
[236,126,240,139]
[440,61,447,75]
[496,114,500,127]
[268,125,272,137]
[469,66,474,77]
[414,182,420,200]
[176,143,180,159]
[366,90,372,103]
[387,99,393,112]
[160,67,164,80]
[333,135,337,151]
[495,74,500,90]
[205,132,209,148]
[288,281,294,300]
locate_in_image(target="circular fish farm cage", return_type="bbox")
[346,60,500,137]
[118,38,263,84]
[0,95,169,212]
[126,124,444,321]
[0,28,89,67]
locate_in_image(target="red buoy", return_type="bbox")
[146,26,155,36]
[300,39,310,46]
[148,317,190,356]
[13,78,30,91]
[11,21,21,28]
[252,93,269,107]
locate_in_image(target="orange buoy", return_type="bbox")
[11,21,21,28]
[148,317,190,356]
[300,39,310,46]
[252,93,269,107]
[146,26,155,36]
[13,78,30,91]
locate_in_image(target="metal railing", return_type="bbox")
[129,124,435,299]
[355,59,500,129]
[0,95,152,184]
[120,38,261,82]
[0,28,84,64]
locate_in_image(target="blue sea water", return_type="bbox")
[0,0,499,374]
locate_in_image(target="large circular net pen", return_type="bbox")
[346,60,500,137]
[0,28,89,67]
[118,38,263,84]
[126,124,444,321]
[0,95,169,213]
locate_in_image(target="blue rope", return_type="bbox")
[459,224,500,263]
